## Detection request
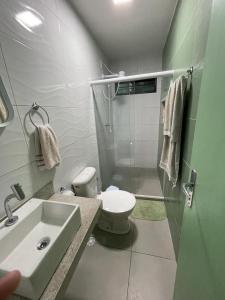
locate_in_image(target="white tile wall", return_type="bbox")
[135,105,160,125]
[0,109,29,177]
[112,55,162,168]
[0,0,104,217]
[134,125,159,141]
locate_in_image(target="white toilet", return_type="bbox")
[72,167,136,234]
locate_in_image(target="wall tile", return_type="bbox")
[0,0,63,63]
[134,140,158,168]
[181,118,196,165]
[0,0,103,217]
[135,106,160,125]
[133,93,160,108]
[0,35,69,107]
[134,140,158,156]
[53,141,86,191]
[17,106,90,160]
[40,0,57,14]
[113,95,134,126]
[0,42,15,105]
[0,109,29,176]
[0,161,54,219]
[0,38,29,176]
[159,0,212,258]
[112,56,162,170]
[134,124,159,141]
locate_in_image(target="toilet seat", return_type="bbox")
[98,190,136,214]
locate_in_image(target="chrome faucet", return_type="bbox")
[4,183,25,227]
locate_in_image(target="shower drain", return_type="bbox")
[37,237,51,250]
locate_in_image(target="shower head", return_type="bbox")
[118,70,125,77]
[100,63,126,79]
[102,70,126,79]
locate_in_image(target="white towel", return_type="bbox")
[34,124,60,170]
[0,100,8,123]
[159,75,187,186]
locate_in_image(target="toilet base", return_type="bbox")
[97,210,131,235]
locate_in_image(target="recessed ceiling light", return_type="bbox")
[113,0,133,5]
[15,10,42,32]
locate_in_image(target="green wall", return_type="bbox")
[174,0,225,298]
[158,0,213,258]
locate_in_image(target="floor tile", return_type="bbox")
[135,177,163,196]
[128,252,176,300]
[63,243,131,300]
[93,220,137,250]
[132,219,175,260]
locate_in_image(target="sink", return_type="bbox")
[0,198,81,299]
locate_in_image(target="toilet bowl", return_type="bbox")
[97,190,136,234]
[72,167,136,234]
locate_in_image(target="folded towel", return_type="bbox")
[34,124,60,170]
[159,75,187,186]
[0,100,8,123]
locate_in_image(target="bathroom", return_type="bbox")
[0,0,225,299]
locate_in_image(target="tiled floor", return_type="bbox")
[111,167,163,196]
[63,216,176,300]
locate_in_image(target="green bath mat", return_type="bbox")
[132,199,166,221]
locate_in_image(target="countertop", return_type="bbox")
[10,194,102,300]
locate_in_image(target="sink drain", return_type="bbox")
[37,237,51,250]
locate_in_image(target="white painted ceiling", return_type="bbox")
[71,0,178,61]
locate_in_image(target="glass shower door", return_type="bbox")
[112,92,136,193]
[110,79,162,196]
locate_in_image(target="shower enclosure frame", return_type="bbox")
[90,67,193,86]
[91,67,193,197]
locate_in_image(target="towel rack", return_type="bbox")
[29,102,50,128]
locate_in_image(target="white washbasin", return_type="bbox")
[0,198,81,299]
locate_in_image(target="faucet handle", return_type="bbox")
[11,183,25,200]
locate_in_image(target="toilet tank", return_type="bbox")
[72,167,97,198]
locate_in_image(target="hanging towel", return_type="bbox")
[34,124,61,170]
[159,75,187,186]
[160,97,166,124]
[0,100,8,123]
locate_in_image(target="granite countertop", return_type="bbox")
[11,194,101,300]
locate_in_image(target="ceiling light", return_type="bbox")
[15,10,42,32]
[113,0,133,5]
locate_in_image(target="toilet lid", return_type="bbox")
[98,190,136,213]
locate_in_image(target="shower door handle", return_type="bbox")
[182,169,197,208]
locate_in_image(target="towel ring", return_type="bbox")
[29,102,50,128]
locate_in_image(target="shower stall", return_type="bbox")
[92,66,164,197]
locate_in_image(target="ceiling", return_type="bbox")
[71,0,178,61]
